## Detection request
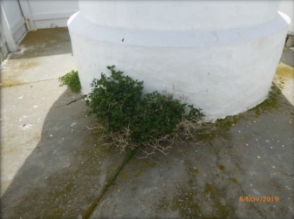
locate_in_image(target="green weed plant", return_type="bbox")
[85,66,205,155]
[59,70,81,93]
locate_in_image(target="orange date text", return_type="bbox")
[239,196,279,202]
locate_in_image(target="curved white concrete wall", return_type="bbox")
[79,1,280,31]
[68,1,290,120]
[279,0,294,34]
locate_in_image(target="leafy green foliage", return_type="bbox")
[85,66,144,132]
[85,66,204,147]
[59,70,81,93]
[130,91,203,143]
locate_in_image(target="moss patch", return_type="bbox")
[231,178,238,184]
[248,85,281,117]
[156,182,236,219]
[219,165,225,171]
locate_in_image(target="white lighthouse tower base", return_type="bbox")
[68,1,290,120]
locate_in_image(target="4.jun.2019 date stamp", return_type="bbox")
[239,196,279,203]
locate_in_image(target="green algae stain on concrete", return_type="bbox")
[273,63,294,106]
[156,180,236,219]
[248,63,294,118]
[165,161,170,166]
[202,183,236,219]
[123,173,129,179]
[249,85,281,117]
[291,112,294,120]
[145,161,157,168]
[18,59,38,70]
[20,28,67,47]
[196,114,244,142]
[14,27,72,58]
[135,171,142,177]
[1,27,72,88]
[1,77,23,87]
[0,59,38,87]
[231,178,238,184]
[219,165,225,171]
[274,63,294,81]
[192,168,199,174]
[170,190,202,218]
[215,115,242,131]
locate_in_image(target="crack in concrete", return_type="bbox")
[82,149,137,219]
[66,97,83,105]
[0,78,58,87]
[211,140,267,219]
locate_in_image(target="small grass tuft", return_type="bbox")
[59,70,81,93]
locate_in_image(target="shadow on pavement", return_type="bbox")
[1,81,294,219]
[1,88,125,219]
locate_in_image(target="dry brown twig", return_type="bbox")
[84,115,207,158]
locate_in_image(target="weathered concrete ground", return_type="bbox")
[1,28,294,219]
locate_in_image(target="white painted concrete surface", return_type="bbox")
[79,1,281,31]
[29,0,78,29]
[279,0,294,34]
[68,1,290,120]
[19,0,78,30]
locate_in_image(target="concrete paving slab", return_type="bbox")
[1,28,76,87]
[1,83,125,218]
[280,47,294,68]
[89,56,294,218]
[0,28,126,218]
[90,95,294,219]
